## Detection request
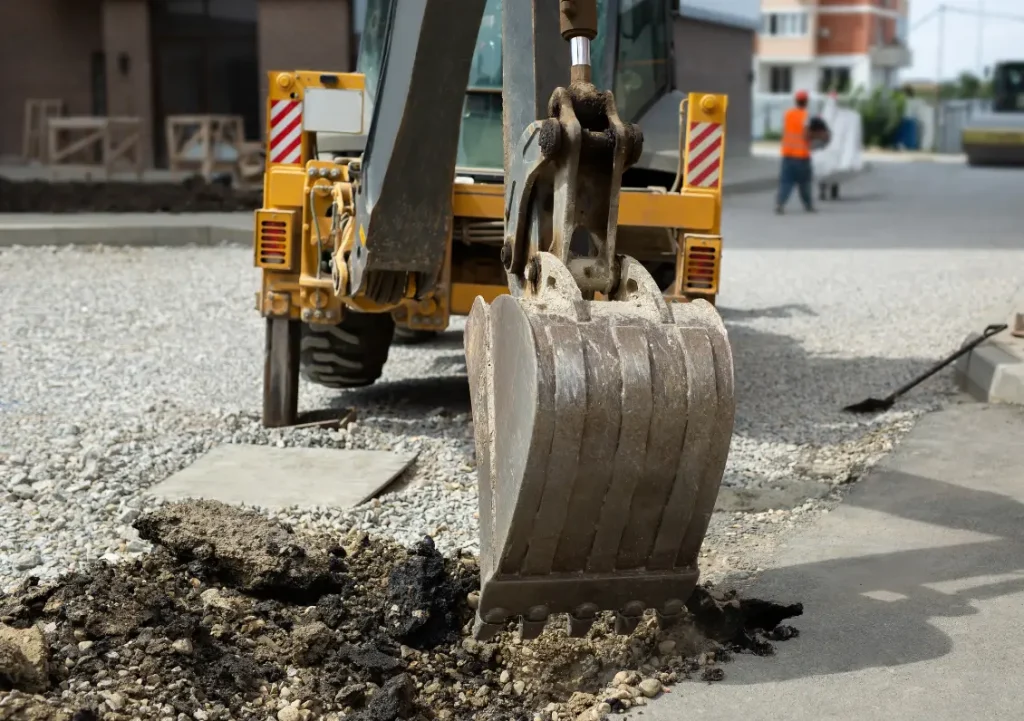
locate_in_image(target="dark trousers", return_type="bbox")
[776,156,813,209]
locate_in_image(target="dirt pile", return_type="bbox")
[0,500,801,721]
[0,177,261,213]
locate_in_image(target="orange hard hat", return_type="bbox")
[794,89,809,102]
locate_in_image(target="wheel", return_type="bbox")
[299,311,396,389]
[263,317,300,427]
[393,327,440,345]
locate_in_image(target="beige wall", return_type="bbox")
[257,0,352,136]
[102,0,154,167]
[674,17,753,158]
[757,35,817,59]
[0,0,103,160]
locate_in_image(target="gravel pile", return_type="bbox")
[1,243,1021,590]
[0,500,801,721]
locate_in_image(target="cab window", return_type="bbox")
[613,0,670,121]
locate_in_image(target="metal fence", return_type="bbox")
[932,99,991,154]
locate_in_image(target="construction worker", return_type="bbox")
[776,89,818,215]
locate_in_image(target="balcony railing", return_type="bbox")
[870,42,913,68]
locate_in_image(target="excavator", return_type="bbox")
[254,0,736,640]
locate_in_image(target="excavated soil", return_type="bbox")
[0,177,261,214]
[0,501,802,721]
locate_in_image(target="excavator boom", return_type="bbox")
[345,0,486,304]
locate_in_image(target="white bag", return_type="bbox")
[812,96,864,182]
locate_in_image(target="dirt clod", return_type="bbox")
[385,537,470,649]
[352,673,417,721]
[0,623,49,692]
[133,499,342,603]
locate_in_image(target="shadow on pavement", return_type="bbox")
[721,466,1024,684]
[320,308,951,488]
[817,191,889,204]
[718,304,817,321]
[330,375,472,417]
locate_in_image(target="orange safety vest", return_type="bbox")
[781,108,811,159]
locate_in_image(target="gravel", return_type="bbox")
[1,242,1023,591]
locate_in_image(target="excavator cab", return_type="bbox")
[360,0,677,178]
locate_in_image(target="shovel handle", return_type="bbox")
[888,323,1008,401]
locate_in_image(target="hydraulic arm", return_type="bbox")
[333,0,487,305]
[463,0,736,639]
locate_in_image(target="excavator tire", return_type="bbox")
[464,254,736,641]
[299,312,395,388]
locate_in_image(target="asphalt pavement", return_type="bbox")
[723,161,1024,249]
[629,402,1024,721]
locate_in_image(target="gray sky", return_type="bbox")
[906,0,1024,81]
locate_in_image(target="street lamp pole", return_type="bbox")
[977,0,985,76]
[934,4,945,151]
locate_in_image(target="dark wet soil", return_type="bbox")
[0,500,802,721]
[0,177,261,213]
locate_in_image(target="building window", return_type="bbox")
[768,66,793,93]
[895,16,908,44]
[820,67,852,93]
[761,11,809,37]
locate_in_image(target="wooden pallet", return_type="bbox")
[23,99,65,163]
[166,114,263,185]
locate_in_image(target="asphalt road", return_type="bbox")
[626,160,1024,720]
[723,160,1024,250]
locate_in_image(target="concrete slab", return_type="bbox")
[147,444,417,511]
[955,286,1024,404]
[629,403,1024,721]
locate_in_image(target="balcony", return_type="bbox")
[870,42,913,68]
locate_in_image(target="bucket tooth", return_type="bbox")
[567,603,599,637]
[464,254,736,640]
[614,607,644,636]
[656,599,687,631]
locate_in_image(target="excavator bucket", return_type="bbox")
[465,258,736,640]
[463,0,736,640]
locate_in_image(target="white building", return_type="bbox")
[754,0,913,97]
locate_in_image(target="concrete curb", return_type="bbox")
[955,318,1024,406]
[0,223,251,248]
